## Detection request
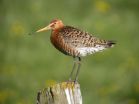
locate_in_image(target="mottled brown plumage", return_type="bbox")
[36,19,115,81]
[50,26,115,57]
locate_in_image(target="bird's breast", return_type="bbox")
[50,30,71,56]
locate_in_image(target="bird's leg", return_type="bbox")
[69,57,77,81]
[74,57,81,82]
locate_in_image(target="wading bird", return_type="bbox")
[36,19,115,81]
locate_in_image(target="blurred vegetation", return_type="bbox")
[0,0,139,104]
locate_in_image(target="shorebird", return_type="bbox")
[36,19,115,81]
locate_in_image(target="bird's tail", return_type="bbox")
[107,40,116,47]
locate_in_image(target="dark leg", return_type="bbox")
[75,57,81,82]
[69,57,76,81]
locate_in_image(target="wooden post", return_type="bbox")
[37,81,82,104]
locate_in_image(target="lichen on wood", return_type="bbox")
[37,81,82,104]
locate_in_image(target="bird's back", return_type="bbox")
[51,26,115,57]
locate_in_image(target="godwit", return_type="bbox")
[36,19,115,81]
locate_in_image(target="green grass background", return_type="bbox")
[0,0,139,104]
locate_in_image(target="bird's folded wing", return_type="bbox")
[60,26,108,48]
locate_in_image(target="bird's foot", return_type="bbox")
[67,78,73,83]
[66,80,78,85]
[74,79,78,84]
[65,78,78,85]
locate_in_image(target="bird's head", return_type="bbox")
[36,19,64,33]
